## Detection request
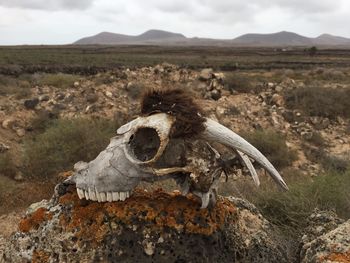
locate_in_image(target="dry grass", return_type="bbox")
[283,86,350,119]
[220,168,350,233]
[36,73,79,89]
[23,118,117,179]
[0,75,32,98]
[0,152,16,178]
[241,129,298,169]
[224,73,263,94]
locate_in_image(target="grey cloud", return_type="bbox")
[150,0,342,18]
[0,0,95,10]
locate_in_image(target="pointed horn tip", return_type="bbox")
[280,180,289,191]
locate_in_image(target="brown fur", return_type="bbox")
[140,88,205,138]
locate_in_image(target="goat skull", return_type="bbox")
[70,113,288,208]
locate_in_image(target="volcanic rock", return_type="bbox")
[300,210,349,263]
[1,183,289,263]
[24,98,39,110]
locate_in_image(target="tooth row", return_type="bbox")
[77,188,130,202]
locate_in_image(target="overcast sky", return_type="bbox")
[0,0,349,45]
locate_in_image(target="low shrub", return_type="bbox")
[0,75,32,98]
[37,73,79,89]
[0,152,16,177]
[306,132,325,147]
[252,169,350,229]
[126,82,146,100]
[23,118,117,179]
[283,86,350,119]
[220,168,350,233]
[241,129,298,169]
[303,145,349,172]
[321,154,349,173]
[224,73,262,94]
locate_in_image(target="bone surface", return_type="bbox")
[72,110,288,209]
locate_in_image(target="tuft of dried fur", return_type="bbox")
[141,88,205,138]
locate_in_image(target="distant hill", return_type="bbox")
[314,33,350,46]
[74,29,186,45]
[232,31,313,46]
[74,29,350,47]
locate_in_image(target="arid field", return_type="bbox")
[0,46,349,261]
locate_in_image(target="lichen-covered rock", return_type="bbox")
[300,210,349,263]
[2,183,289,263]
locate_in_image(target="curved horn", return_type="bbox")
[236,150,260,187]
[201,118,288,190]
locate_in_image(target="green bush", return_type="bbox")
[241,129,298,169]
[23,118,117,179]
[38,73,79,89]
[284,86,350,119]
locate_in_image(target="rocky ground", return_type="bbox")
[1,64,349,177]
[0,64,349,262]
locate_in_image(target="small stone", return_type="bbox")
[267,82,275,89]
[85,105,96,113]
[105,91,113,98]
[199,68,213,81]
[14,172,24,181]
[321,118,330,129]
[24,98,39,109]
[86,93,98,103]
[275,85,283,92]
[0,142,10,153]
[271,94,284,106]
[143,241,155,256]
[211,89,221,100]
[64,93,74,102]
[213,72,225,81]
[215,106,226,117]
[16,128,25,137]
[301,131,313,140]
[2,118,16,129]
[55,93,65,101]
[39,95,50,102]
[27,200,49,215]
[73,81,80,88]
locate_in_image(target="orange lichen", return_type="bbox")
[319,250,350,263]
[18,208,53,233]
[58,186,236,244]
[32,250,50,263]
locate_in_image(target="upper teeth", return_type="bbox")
[76,188,131,202]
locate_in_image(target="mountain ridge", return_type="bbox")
[74,29,350,46]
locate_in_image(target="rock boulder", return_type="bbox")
[1,183,289,263]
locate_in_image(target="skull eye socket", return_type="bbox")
[129,127,161,162]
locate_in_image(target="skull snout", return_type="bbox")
[74,161,88,172]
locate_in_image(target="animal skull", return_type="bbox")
[70,113,288,208]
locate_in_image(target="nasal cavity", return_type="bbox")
[129,127,161,162]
